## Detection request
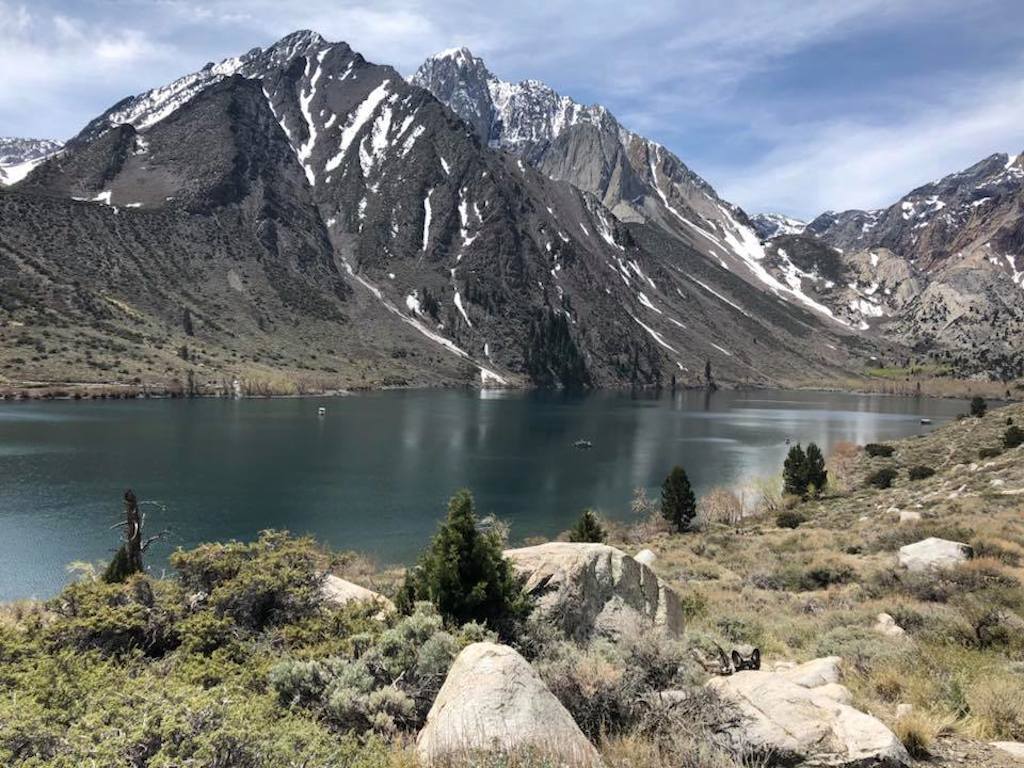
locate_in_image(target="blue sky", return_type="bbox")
[2,0,1022,218]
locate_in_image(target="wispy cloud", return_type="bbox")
[1,0,1021,218]
[709,70,1024,218]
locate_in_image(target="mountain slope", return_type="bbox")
[1,31,867,394]
[760,153,1024,377]
[411,49,844,327]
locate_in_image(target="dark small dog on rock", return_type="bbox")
[731,647,761,671]
[693,645,761,675]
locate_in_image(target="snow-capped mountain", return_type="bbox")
[808,152,1024,276]
[750,213,807,240]
[0,31,864,393]
[412,48,843,326]
[0,137,63,185]
[759,152,1024,378]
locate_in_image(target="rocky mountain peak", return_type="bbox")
[0,137,64,185]
[750,213,807,240]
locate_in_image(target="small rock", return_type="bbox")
[886,506,901,516]
[992,742,1024,761]
[898,510,921,524]
[991,478,1006,487]
[896,703,914,719]
[634,548,657,567]
[416,643,601,766]
[873,613,906,638]
[897,537,972,572]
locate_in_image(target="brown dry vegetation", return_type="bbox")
[621,402,1024,764]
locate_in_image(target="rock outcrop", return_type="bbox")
[416,642,601,767]
[320,574,395,615]
[992,742,1024,761]
[708,657,910,767]
[897,537,972,572]
[503,542,683,640]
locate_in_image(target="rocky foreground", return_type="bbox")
[1,404,1023,766]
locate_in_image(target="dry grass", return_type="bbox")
[620,402,1024,744]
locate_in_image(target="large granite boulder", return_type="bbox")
[320,574,395,615]
[708,658,910,767]
[503,542,683,640]
[897,537,972,572]
[416,642,601,766]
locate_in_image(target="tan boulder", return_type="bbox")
[503,542,682,641]
[992,742,1024,761]
[873,612,906,638]
[897,537,972,572]
[320,574,395,615]
[708,668,910,767]
[416,642,601,767]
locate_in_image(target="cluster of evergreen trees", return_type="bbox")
[783,443,827,498]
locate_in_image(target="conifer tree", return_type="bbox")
[804,443,828,497]
[661,466,697,532]
[568,508,607,543]
[396,490,529,638]
[783,444,809,498]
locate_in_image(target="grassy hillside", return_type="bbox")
[629,402,1024,764]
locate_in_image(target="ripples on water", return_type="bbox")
[0,389,965,599]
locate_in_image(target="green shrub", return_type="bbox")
[776,510,806,529]
[396,490,529,638]
[1004,425,1024,449]
[45,576,182,656]
[865,443,895,458]
[908,465,936,481]
[568,509,607,543]
[867,467,898,489]
[979,446,1002,459]
[536,631,694,740]
[970,396,987,418]
[270,603,492,734]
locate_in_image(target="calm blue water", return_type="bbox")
[0,389,964,600]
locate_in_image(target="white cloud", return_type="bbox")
[0,0,1020,220]
[709,71,1024,218]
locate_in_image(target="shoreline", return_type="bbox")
[0,377,1017,404]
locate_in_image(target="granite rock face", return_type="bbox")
[415,642,601,767]
[708,657,910,767]
[503,542,683,641]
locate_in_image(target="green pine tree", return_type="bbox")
[804,443,828,497]
[783,444,809,498]
[396,490,529,638]
[568,509,607,543]
[661,466,697,532]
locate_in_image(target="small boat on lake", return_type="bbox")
[573,439,593,449]
[318,406,327,417]
[920,418,932,425]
